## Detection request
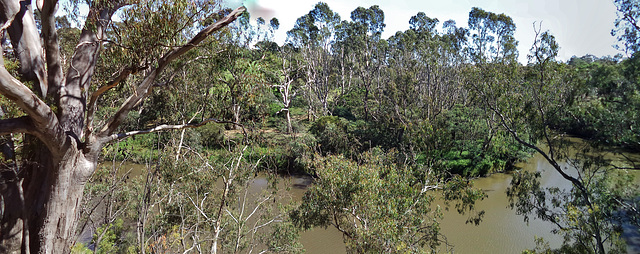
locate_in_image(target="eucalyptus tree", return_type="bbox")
[255,18,303,134]
[291,150,486,253]
[468,7,518,64]
[0,0,245,252]
[463,8,520,170]
[385,29,423,125]
[479,28,632,254]
[270,44,303,134]
[217,46,267,128]
[335,5,386,120]
[441,20,469,54]
[382,13,471,161]
[287,2,340,118]
[408,13,469,121]
[197,12,275,130]
[613,0,640,54]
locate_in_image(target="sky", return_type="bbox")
[227,0,623,63]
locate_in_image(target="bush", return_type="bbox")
[309,116,358,156]
[332,105,356,121]
[196,123,225,148]
[409,105,529,177]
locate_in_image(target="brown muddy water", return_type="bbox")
[92,141,640,253]
[285,144,640,254]
[288,153,566,254]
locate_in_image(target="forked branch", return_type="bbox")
[0,67,62,153]
[96,6,246,139]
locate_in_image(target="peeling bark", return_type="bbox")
[6,0,47,97]
[0,2,245,252]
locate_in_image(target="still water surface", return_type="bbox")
[291,153,565,254]
[289,146,640,253]
[100,141,639,253]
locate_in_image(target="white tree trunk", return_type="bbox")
[286,109,292,134]
[39,149,94,253]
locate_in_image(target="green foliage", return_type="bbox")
[309,115,407,159]
[613,0,640,54]
[506,155,632,253]
[411,105,529,177]
[291,149,486,253]
[467,24,640,253]
[291,151,440,253]
[70,243,93,254]
[309,116,358,156]
[63,2,640,253]
[196,123,226,148]
[332,105,356,121]
[101,134,161,163]
[93,219,126,254]
[468,7,518,63]
[442,175,487,225]
[549,54,640,150]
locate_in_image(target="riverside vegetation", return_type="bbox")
[1,0,640,253]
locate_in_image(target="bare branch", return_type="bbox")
[161,7,246,64]
[102,118,244,143]
[84,65,147,140]
[492,107,587,194]
[95,6,246,139]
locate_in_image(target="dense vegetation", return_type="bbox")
[2,0,640,253]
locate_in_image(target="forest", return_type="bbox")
[1,0,640,253]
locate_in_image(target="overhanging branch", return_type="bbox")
[84,65,146,140]
[95,6,246,138]
[160,7,247,65]
[103,118,246,143]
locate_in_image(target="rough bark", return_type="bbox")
[0,167,27,254]
[37,146,93,253]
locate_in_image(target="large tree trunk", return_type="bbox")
[39,150,94,252]
[17,138,95,253]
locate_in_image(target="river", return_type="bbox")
[96,139,640,253]
[286,153,565,254]
[436,153,563,254]
[284,141,640,253]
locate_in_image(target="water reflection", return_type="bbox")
[438,153,563,253]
